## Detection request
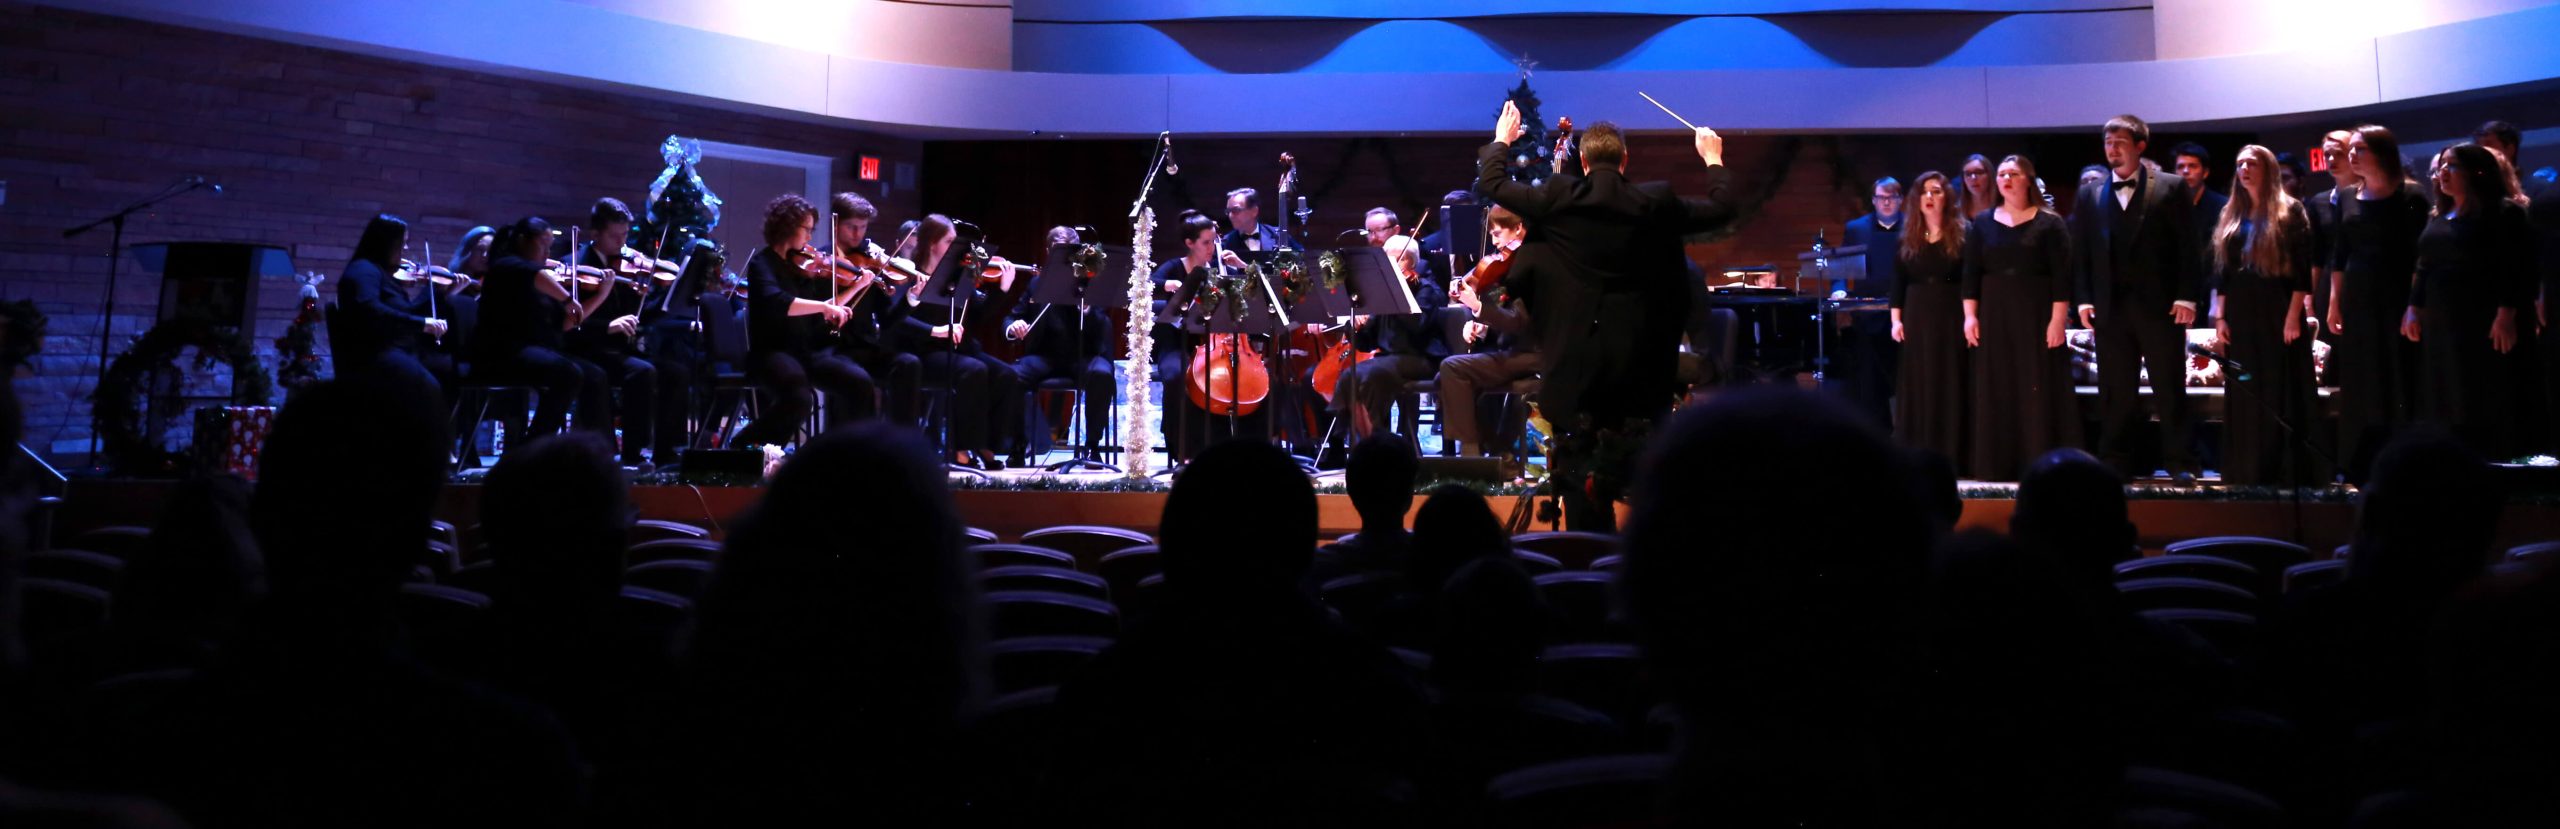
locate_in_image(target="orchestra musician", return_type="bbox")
[1362,207,1402,247]
[1223,187,1303,255]
[1439,206,1542,458]
[331,213,448,395]
[1329,234,1450,441]
[1004,226,1115,464]
[472,215,597,442]
[733,194,873,449]
[824,193,924,428]
[894,214,1023,471]
[1156,209,1256,459]
[569,197,679,469]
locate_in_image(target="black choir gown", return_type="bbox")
[1891,241,1967,471]
[2216,205,2324,486]
[1964,209,2083,482]
[2330,187,2430,478]
[2411,200,2543,460]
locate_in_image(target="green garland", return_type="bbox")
[91,318,274,474]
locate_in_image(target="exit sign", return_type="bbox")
[859,155,881,181]
[2308,148,2328,173]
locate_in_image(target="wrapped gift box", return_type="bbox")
[192,405,276,479]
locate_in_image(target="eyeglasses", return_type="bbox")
[1225,205,1253,213]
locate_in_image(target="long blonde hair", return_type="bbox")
[1899,171,1965,263]
[2213,145,2303,278]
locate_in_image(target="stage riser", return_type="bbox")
[49,481,2559,557]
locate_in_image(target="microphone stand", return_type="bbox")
[2204,342,2337,545]
[64,177,217,468]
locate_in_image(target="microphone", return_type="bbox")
[1336,228,1369,243]
[2186,342,2251,383]
[182,175,224,195]
[1160,132,1178,175]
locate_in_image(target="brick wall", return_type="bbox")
[0,2,922,461]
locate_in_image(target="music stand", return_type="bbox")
[1795,241,1867,385]
[1438,202,1485,281]
[1026,242,1124,473]
[1316,246,1419,450]
[917,244,992,478]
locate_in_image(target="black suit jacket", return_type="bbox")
[1009,272,1113,365]
[1837,213,1902,299]
[2071,167,2204,315]
[1473,142,1737,424]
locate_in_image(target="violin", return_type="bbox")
[389,259,459,286]
[1465,238,1518,293]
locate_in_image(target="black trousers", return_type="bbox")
[642,320,701,456]
[479,345,594,443]
[841,341,923,426]
[581,351,658,464]
[736,349,874,448]
[920,345,1020,454]
[1331,353,1438,439]
[1016,354,1113,453]
[2094,301,2197,471]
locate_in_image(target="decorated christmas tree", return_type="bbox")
[1502,77,1552,187]
[636,135,722,260]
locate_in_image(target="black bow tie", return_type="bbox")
[2111,179,2138,192]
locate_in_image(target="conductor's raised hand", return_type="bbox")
[1694,126,1723,168]
[1496,100,1526,146]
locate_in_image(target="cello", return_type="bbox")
[1186,237,1270,416]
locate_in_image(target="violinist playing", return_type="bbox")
[1435,206,1541,458]
[472,215,598,444]
[331,213,449,395]
[1327,233,1450,442]
[1003,226,1115,466]
[564,197,680,469]
[733,194,879,449]
[821,192,923,428]
[891,214,1023,471]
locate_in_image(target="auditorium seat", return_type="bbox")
[1537,643,1654,727]
[1511,550,1565,575]
[2281,560,2348,595]
[625,558,716,599]
[1019,526,1153,571]
[2116,577,2260,614]
[982,566,1112,601]
[428,519,460,550]
[1586,554,1623,573]
[1096,545,1162,601]
[1482,753,1672,829]
[971,543,1080,572]
[441,560,501,595]
[1319,571,1407,638]
[422,539,462,576]
[2164,536,2309,596]
[405,564,435,584]
[967,685,1064,821]
[611,585,694,656]
[22,549,126,591]
[626,537,723,565]
[1509,531,1621,571]
[630,519,711,544]
[1533,571,1626,643]
[2113,554,2259,593]
[987,635,1113,693]
[2506,540,2560,562]
[19,577,112,650]
[2137,609,2258,660]
[70,525,151,560]
[2118,766,2286,828]
[393,583,492,663]
[986,590,1121,640]
[963,526,1000,544]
